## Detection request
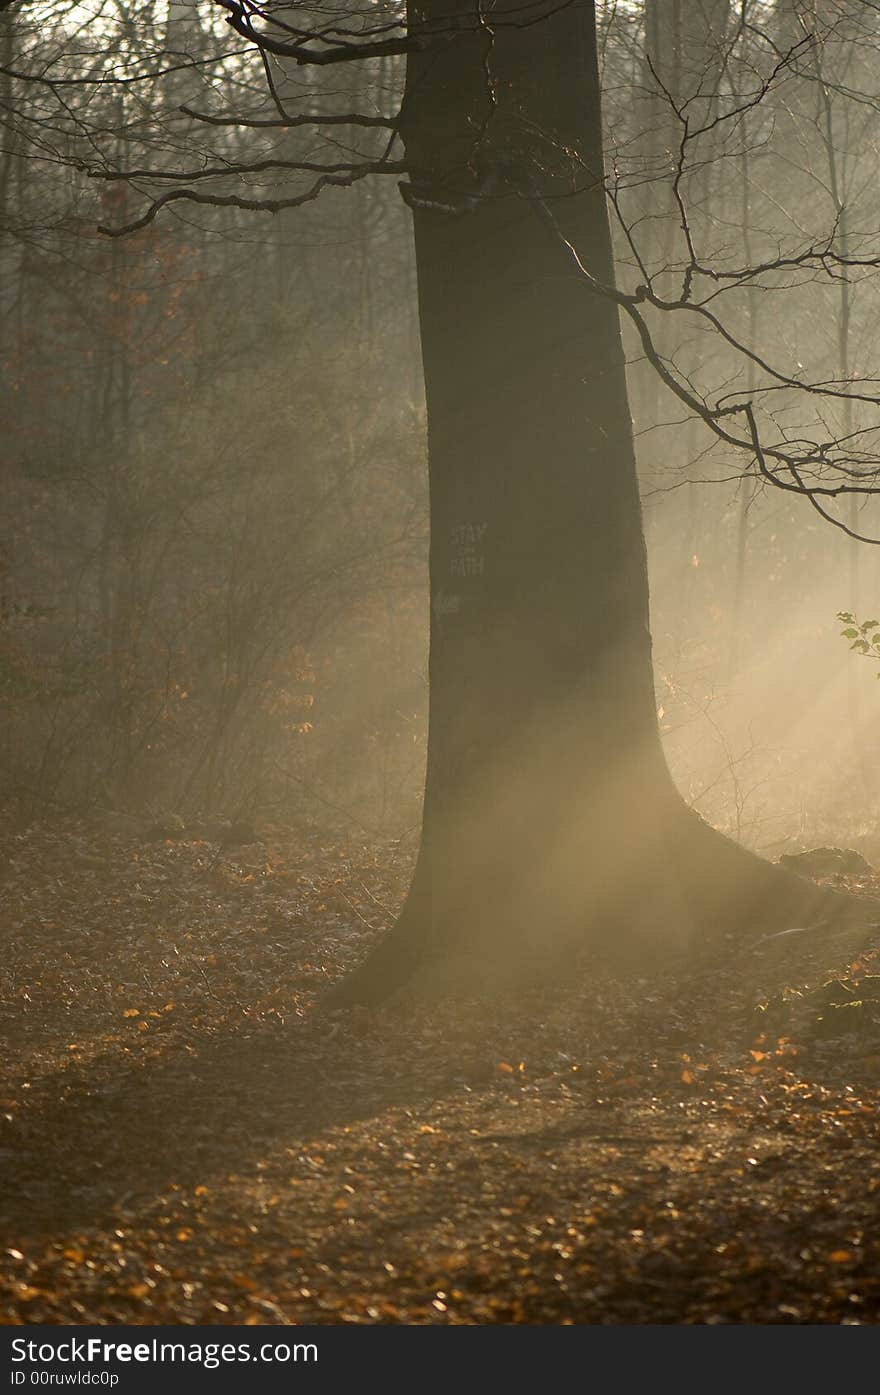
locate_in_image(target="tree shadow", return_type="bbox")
[7,913,880,1250]
[1,1009,459,1244]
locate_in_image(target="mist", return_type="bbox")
[3,0,880,1335]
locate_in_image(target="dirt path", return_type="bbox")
[2,817,880,1324]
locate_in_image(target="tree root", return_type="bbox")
[324,803,880,1009]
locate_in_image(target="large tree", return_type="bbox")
[328,0,862,1003]
[6,0,874,1000]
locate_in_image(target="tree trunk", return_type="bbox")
[330,0,859,1006]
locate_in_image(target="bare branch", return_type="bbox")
[527,188,880,542]
[88,156,404,184]
[215,0,418,66]
[97,161,405,237]
[179,105,397,131]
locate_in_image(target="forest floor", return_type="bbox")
[2,814,880,1326]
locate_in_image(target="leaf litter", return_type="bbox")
[2,812,880,1324]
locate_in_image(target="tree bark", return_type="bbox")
[329,0,861,1006]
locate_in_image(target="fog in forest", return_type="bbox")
[3,0,879,857]
[8,0,880,1336]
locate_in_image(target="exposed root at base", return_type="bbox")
[325,808,880,1009]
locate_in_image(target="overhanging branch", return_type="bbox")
[98,161,405,237]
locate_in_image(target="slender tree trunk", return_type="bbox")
[331,0,858,1005]
[730,123,759,679]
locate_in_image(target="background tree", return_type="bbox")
[0,0,426,827]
